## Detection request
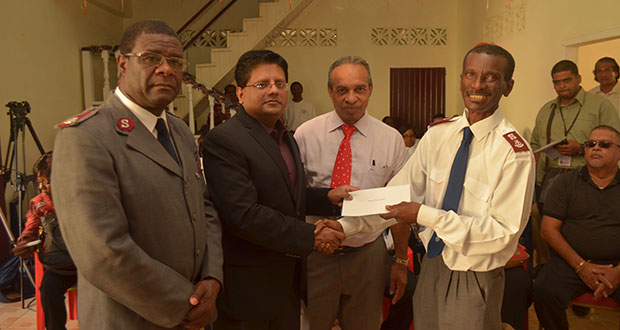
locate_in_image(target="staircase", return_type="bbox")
[195,0,314,89]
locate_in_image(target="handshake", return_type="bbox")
[313,219,344,255]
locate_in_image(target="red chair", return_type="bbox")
[35,254,77,330]
[571,292,620,330]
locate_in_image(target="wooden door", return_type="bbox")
[390,68,446,137]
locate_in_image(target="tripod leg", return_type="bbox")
[25,119,45,155]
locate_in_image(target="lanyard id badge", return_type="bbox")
[558,155,572,167]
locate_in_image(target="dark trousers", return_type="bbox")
[533,256,620,330]
[501,267,532,330]
[381,268,416,330]
[213,289,300,330]
[40,271,77,330]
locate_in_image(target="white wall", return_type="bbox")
[268,0,485,122]
[485,0,620,135]
[0,1,123,175]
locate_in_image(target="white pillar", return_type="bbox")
[81,50,95,108]
[186,83,195,134]
[209,96,215,130]
[101,50,111,100]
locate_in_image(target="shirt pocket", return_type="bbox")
[366,164,390,187]
[428,168,448,206]
[462,177,491,214]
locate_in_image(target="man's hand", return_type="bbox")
[314,219,343,234]
[314,224,344,255]
[554,139,581,156]
[328,185,359,207]
[592,265,620,298]
[182,278,221,329]
[12,237,37,258]
[577,262,613,291]
[388,262,407,304]
[380,202,421,224]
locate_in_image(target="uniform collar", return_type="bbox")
[115,87,168,135]
[326,110,371,137]
[458,108,504,142]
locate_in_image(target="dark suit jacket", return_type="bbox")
[202,109,315,321]
[52,94,223,329]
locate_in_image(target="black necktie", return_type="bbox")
[426,126,474,258]
[155,118,178,164]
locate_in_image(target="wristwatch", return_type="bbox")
[393,255,409,267]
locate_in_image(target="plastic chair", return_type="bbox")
[571,292,620,330]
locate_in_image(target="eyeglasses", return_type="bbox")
[123,51,188,71]
[243,81,288,91]
[584,140,620,149]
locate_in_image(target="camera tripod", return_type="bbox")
[1,101,45,308]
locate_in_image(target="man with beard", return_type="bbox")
[380,44,536,329]
[534,125,620,330]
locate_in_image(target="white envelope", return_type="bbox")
[341,184,411,217]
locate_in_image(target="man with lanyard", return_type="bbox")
[529,60,620,264]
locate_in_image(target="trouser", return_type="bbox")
[501,267,532,330]
[40,270,77,330]
[380,261,416,330]
[302,237,388,330]
[533,255,620,330]
[413,255,504,330]
[213,286,300,330]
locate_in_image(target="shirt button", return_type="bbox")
[435,237,441,242]
[192,213,197,221]
[196,249,200,256]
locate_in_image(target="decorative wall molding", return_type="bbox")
[370,27,448,46]
[180,29,238,48]
[483,0,527,41]
[265,27,338,47]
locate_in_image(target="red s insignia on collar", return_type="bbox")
[117,118,134,131]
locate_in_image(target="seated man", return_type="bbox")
[533,125,620,330]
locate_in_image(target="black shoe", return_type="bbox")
[571,305,590,317]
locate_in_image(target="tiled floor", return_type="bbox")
[1,298,619,329]
[0,297,78,330]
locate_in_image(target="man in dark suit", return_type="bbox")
[202,50,346,330]
[52,20,223,330]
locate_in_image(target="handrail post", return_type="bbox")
[101,50,111,100]
[187,83,195,134]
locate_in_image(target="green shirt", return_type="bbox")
[530,87,620,186]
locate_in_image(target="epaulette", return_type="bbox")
[502,131,529,152]
[56,108,99,128]
[428,116,459,128]
[166,110,179,119]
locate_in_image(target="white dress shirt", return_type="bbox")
[115,87,171,139]
[590,83,620,114]
[295,111,408,247]
[389,109,535,271]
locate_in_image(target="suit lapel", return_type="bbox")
[108,96,183,178]
[238,110,296,201]
[285,131,304,204]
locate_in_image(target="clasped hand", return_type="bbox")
[314,219,344,255]
[182,278,221,330]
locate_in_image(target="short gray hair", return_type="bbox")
[327,56,372,89]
